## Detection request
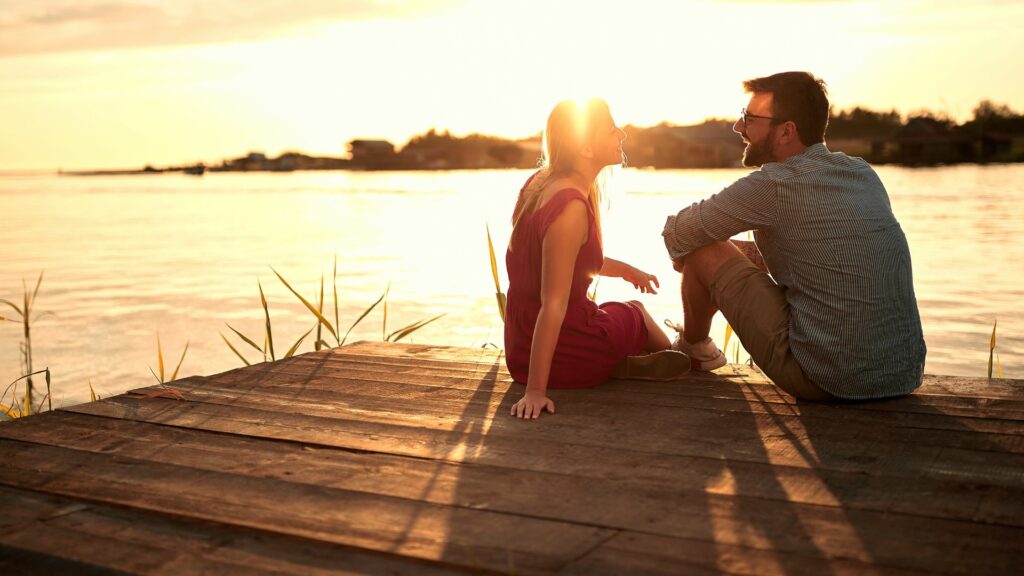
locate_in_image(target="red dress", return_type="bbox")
[504,187,648,389]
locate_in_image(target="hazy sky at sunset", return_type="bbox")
[2,0,1022,170]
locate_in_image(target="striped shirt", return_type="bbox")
[662,143,926,399]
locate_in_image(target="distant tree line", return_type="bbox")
[114,99,1024,176]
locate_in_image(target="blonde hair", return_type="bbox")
[511,99,611,248]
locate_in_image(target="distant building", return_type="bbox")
[348,140,396,162]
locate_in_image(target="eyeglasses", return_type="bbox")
[740,108,776,125]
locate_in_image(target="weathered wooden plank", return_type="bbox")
[0,438,612,575]
[0,484,467,575]
[562,531,961,576]
[123,375,1024,459]
[263,349,1024,416]
[204,357,1024,429]
[62,396,1024,510]
[4,414,1021,575]
[330,341,1024,400]
[5,410,1022,530]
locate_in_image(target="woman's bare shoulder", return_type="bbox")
[536,178,586,208]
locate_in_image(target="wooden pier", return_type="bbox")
[0,341,1022,574]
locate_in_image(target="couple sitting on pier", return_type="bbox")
[504,71,927,419]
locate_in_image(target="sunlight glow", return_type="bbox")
[1,0,1022,169]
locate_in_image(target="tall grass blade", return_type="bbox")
[486,224,507,322]
[272,267,338,341]
[285,325,315,358]
[333,255,340,346]
[996,352,1003,379]
[156,334,165,383]
[219,331,251,366]
[259,281,275,361]
[170,342,189,381]
[315,275,325,351]
[988,319,997,379]
[341,289,386,347]
[486,224,501,293]
[30,271,44,309]
[0,299,24,316]
[226,323,263,354]
[387,314,446,343]
[0,404,17,419]
[89,380,98,402]
[148,365,162,384]
[723,323,733,354]
[44,367,51,412]
[382,282,391,341]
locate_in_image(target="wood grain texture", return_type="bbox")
[0,341,1022,575]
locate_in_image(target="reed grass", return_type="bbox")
[148,334,189,384]
[486,224,507,323]
[0,368,49,420]
[1,271,51,416]
[220,261,445,367]
[988,319,999,379]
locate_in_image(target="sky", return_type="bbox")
[1,0,1023,171]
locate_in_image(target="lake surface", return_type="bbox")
[2,165,1022,406]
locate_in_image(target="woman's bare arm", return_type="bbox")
[511,199,588,419]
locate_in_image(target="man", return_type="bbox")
[663,71,926,401]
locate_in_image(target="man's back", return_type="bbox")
[662,143,926,399]
[755,144,926,398]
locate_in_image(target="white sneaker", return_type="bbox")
[664,320,728,371]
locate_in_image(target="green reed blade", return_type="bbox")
[496,292,507,323]
[259,281,275,361]
[316,339,332,349]
[170,341,190,381]
[333,255,340,346]
[44,367,51,412]
[89,379,97,402]
[724,323,733,354]
[388,314,446,343]
[30,271,44,309]
[148,365,162,384]
[226,323,264,354]
[315,274,325,351]
[382,282,390,341]
[220,331,251,366]
[486,224,502,294]
[0,403,18,419]
[340,289,386,347]
[285,325,314,359]
[988,319,997,379]
[156,334,165,382]
[0,299,23,317]
[272,267,338,340]
[32,311,56,324]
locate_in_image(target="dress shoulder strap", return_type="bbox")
[534,188,593,238]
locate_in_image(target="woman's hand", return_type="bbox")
[511,390,556,419]
[623,266,660,294]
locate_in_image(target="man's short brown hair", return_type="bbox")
[743,72,829,146]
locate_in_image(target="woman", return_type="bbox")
[505,99,683,420]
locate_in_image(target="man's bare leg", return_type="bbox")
[678,241,747,345]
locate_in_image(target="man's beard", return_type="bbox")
[742,135,775,167]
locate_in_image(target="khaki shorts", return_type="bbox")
[710,257,837,402]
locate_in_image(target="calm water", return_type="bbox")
[2,166,1022,406]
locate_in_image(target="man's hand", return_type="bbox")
[511,390,555,419]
